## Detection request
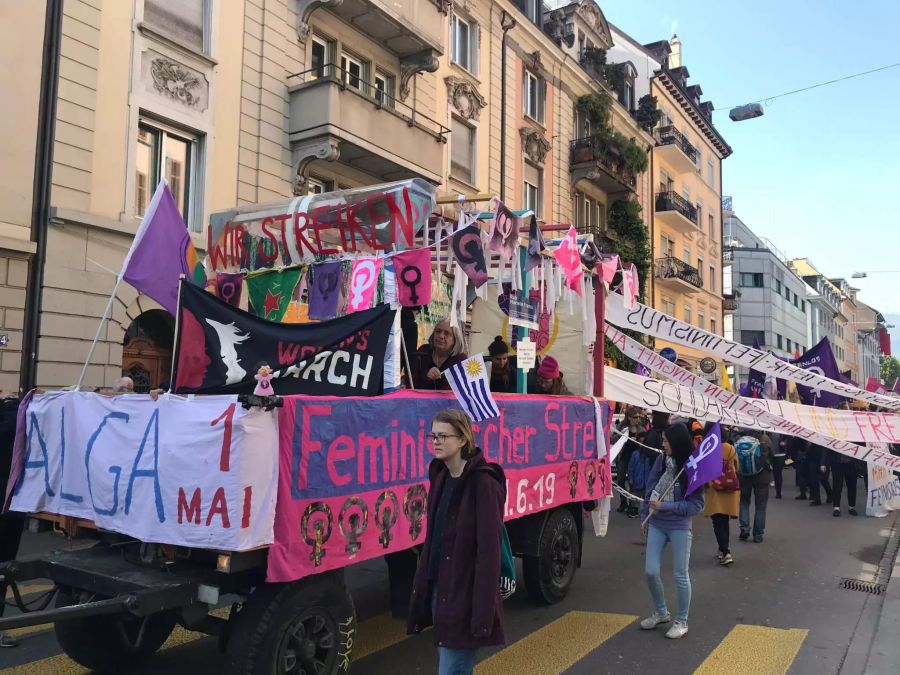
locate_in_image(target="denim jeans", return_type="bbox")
[644,525,692,623]
[739,472,770,537]
[431,586,478,675]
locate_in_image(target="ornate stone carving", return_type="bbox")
[145,55,208,109]
[399,49,439,101]
[525,50,542,73]
[296,0,343,44]
[291,137,340,194]
[445,76,486,120]
[575,2,612,48]
[519,127,551,165]
[434,0,452,12]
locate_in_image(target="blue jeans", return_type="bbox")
[739,472,770,537]
[644,525,692,623]
[431,586,478,675]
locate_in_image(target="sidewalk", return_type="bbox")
[863,534,900,674]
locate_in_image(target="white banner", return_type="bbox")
[605,324,900,471]
[605,368,900,444]
[866,460,900,517]
[605,293,900,412]
[10,392,279,551]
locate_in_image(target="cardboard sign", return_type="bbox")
[8,392,279,551]
[517,337,536,371]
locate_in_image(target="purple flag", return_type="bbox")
[634,363,651,378]
[122,181,206,315]
[685,422,723,496]
[213,272,243,307]
[308,260,343,320]
[790,337,845,408]
[747,338,765,398]
[524,214,546,272]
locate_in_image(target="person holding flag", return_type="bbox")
[638,423,708,640]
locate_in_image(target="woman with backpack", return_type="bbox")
[408,409,507,674]
[703,423,740,566]
[639,422,705,640]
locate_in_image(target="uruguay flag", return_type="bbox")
[445,354,500,422]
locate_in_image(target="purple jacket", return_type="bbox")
[407,451,506,649]
[639,455,704,530]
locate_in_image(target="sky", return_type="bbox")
[596,0,900,351]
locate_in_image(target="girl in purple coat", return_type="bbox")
[639,422,705,639]
[407,409,506,674]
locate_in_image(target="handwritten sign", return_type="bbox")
[509,292,539,330]
[516,337,536,371]
[266,391,611,582]
[207,179,436,273]
[866,459,900,517]
[8,392,279,551]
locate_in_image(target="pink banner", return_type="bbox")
[347,257,382,312]
[393,248,432,307]
[267,392,611,582]
[553,226,583,296]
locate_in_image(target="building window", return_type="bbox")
[801,300,806,313]
[659,168,673,192]
[793,293,799,308]
[307,177,334,195]
[709,265,715,292]
[662,296,675,315]
[710,317,717,334]
[524,70,546,123]
[785,286,791,301]
[522,0,541,23]
[310,36,335,79]
[683,304,692,324]
[136,119,202,231]
[696,198,703,227]
[341,53,366,92]
[451,13,479,74]
[374,71,395,108]
[450,116,476,185]
[786,338,792,352]
[741,330,765,347]
[740,272,763,288]
[144,0,208,53]
[698,312,705,330]
[775,279,781,294]
[682,186,691,203]
[777,334,783,350]
[524,161,542,216]
[707,159,714,186]
[682,244,691,262]
[694,147,702,173]
[661,233,675,258]
[708,213,715,239]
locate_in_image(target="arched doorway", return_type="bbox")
[122,310,175,392]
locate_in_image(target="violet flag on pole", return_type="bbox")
[747,337,766,399]
[685,422,723,496]
[122,180,206,315]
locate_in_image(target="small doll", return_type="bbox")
[254,363,274,396]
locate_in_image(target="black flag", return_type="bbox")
[172,282,395,396]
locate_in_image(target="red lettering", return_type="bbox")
[346,201,376,250]
[513,426,525,463]
[177,487,202,524]
[206,487,231,528]
[327,435,354,486]
[211,403,236,472]
[278,341,302,366]
[311,205,340,255]
[293,212,323,257]
[208,222,230,270]
[241,486,252,528]
[582,420,595,459]
[387,187,415,249]
[545,402,562,462]
[258,217,281,262]
[356,329,369,352]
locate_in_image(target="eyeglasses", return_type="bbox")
[428,433,461,444]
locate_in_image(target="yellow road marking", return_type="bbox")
[694,624,808,675]
[8,623,50,639]
[353,612,408,661]
[5,584,54,599]
[475,611,637,675]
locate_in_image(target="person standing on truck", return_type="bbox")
[487,337,516,393]
[639,422,704,640]
[528,356,571,395]
[408,409,506,674]
[409,319,468,390]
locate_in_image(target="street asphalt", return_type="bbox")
[1,467,898,674]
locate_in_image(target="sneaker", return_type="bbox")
[849,507,858,516]
[719,553,734,566]
[795,494,808,500]
[665,621,689,639]
[739,531,750,541]
[716,551,725,562]
[833,507,841,517]
[0,632,18,648]
[640,612,672,630]
[753,535,763,543]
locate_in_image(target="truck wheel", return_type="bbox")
[54,588,176,672]
[523,508,578,605]
[224,574,356,675]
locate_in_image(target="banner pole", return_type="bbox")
[168,276,184,393]
[641,467,685,528]
[400,325,415,390]
[75,274,122,391]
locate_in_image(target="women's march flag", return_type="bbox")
[686,422,723,496]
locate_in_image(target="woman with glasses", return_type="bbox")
[409,319,468,390]
[408,410,506,675]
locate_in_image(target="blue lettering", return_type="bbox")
[14,412,55,497]
[58,409,83,503]
[124,409,165,522]
[85,412,127,517]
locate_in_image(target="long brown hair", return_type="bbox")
[432,409,477,459]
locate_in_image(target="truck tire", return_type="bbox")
[53,588,176,672]
[523,508,578,605]
[224,574,356,675]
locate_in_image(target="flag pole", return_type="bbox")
[168,276,184,393]
[641,467,685,528]
[75,274,122,391]
[399,327,416,390]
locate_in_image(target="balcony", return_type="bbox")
[655,256,703,293]
[655,125,698,174]
[655,190,698,234]
[569,135,638,195]
[300,0,444,58]
[288,67,449,189]
[722,293,739,312]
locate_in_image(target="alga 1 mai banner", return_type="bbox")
[266,392,611,582]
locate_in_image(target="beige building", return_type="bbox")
[1,0,663,392]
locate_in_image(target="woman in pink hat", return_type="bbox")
[528,355,571,396]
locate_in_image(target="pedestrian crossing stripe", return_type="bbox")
[694,624,808,675]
